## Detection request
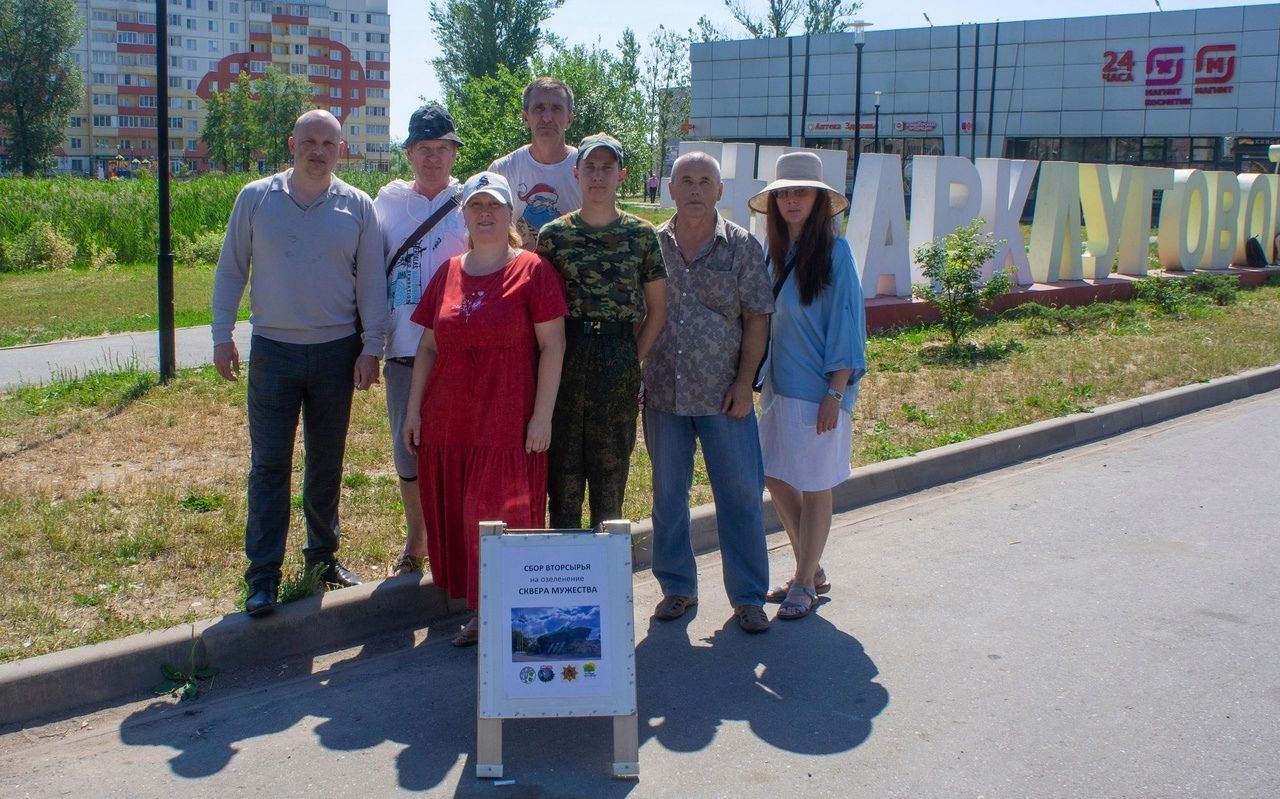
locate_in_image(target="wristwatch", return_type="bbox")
[826,387,844,401]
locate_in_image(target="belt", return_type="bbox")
[566,319,632,337]
[386,356,415,367]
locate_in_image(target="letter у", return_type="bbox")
[1079,164,1132,280]
[1029,161,1084,283]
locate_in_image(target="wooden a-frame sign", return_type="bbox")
[475,520,639,779]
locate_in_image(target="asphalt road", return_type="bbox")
[1,391,1278,797]
[0,325,251,391]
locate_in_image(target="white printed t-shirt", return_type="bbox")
[489,145,582,249]
[374,178,468,359]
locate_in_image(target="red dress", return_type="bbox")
[409,250,568,608]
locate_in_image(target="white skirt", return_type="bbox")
[758,382,853,492]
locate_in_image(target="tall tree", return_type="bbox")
[803,0,861,34]
[201,72,258,172]
[0,0,83,176]
[642,26,692,179]
[201,68,313,172]
[534,34,647,195]
[254,66,314,171]
[725,0,802,38]
[429,0,563,95]
[442,64,529,179]
[719,0,860,38]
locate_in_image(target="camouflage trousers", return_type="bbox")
[548,334,641,529]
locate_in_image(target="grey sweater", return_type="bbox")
[211,170,388,357]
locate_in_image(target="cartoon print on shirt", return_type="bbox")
[518,182,562,233]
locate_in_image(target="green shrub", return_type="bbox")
[1133,276,1204,317]
[174,230,225,266]
[912,219,1012,350]
[0,222,77,272]
[1181,271,1239,305]
[88,243,118,271]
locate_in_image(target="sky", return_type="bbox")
[387,0,1274,141]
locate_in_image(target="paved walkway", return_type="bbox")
[0,325,250,392]
[2,391,1277,797]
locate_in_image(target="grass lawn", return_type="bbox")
[2,267,1279,662]
[0,262,249,348]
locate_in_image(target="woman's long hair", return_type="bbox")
[766,190,835,306]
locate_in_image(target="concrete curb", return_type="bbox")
[4,363,1279,728]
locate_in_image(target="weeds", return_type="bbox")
[153,633,218,702]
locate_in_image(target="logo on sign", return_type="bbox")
[1145,46,1185,86]
[1195,44,1236,95]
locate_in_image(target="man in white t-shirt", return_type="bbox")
[374,103,468,577]
[489,76,582,249]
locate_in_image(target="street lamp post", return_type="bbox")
[874,90,882,153]
[851,20,872,182]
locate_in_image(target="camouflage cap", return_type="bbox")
[576,132,623,166]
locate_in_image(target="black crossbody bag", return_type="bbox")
[751,256,797,392]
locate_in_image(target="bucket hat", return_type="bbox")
[748,151,848,216]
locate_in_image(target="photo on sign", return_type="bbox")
[510,606,602,663]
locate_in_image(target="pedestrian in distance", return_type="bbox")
[402,171,568,647]
[211,109,387,617]
[749,151,867,620]
[374,103,468,579]
[645,152,776,634]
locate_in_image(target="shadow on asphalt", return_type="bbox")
[117,603,886,795]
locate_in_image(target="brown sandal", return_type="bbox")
[388,553,424,578]
[452,617,479,647]
[766,570,831,603]
[653,594,698,620]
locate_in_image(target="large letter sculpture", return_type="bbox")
[1028,161,1083,283]
[1235,174,1278,265]
[1158,169,1212,271]
[909,156,983,284]
[847,152,911,297]
[1079,164,1132,280]
[977,158,1037,284]
[1115,166,1174,276]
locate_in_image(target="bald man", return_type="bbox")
[212,109,388,616]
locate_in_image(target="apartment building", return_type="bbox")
[56,0,390,176]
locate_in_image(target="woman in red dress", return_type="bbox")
[402,171,568,646]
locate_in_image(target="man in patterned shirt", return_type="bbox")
[536,133,667,529]
[643,151,775,634]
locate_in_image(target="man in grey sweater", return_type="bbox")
[211,109,388,617]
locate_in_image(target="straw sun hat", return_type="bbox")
[748,151,849,216]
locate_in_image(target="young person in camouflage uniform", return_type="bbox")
[536,133,668,528]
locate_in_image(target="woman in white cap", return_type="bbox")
[402,171,568,646]
[749,151,866,620]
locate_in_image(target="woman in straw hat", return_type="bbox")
[748,151,866,620]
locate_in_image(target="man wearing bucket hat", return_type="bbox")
[748,150,865,621]
[536,132,667,530]
[374,103,469,578]
[490,76,582,249]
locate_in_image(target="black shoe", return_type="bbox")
[311,559,363,588]
[245,582,278,617]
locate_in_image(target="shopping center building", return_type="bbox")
[688,3,1280,193]
[45,0,391,176]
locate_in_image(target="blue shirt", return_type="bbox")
[764,237,867,413]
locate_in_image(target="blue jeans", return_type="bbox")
[244,334,360,586]
[643,406,769,607]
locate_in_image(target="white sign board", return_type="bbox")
[478,529,636,719]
